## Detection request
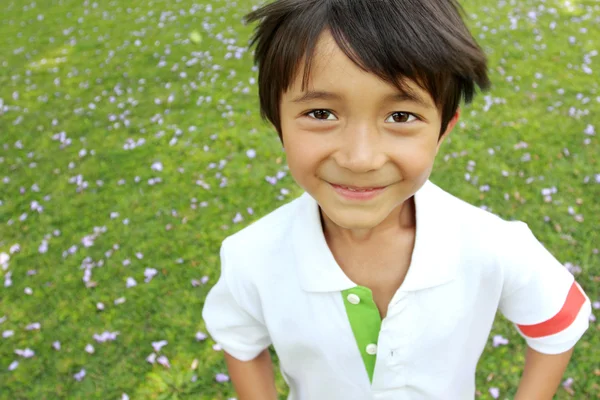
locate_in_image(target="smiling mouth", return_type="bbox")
[330,183,387,192]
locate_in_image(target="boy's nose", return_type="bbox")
[333,128,386,173]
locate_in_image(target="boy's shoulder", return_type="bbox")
[427,180,507,223]
[426,181,528,245]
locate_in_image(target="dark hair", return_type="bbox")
[243,0,491,144]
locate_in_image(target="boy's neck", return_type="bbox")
[319,196,416,247]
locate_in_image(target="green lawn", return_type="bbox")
[0,0,598,398]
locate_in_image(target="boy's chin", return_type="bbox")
[320,205,389,232]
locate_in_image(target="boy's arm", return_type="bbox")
[514,345,574,400]
[225,349,278,400]
[495,221,592,399]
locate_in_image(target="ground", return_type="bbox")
[0,0,598,398]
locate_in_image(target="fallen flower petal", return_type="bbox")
[492,335,509,347]
[151,340,168,352]
[74,369,86,381]
[25,322,41,330]
[15,348,35,358]
[157,355,170,368]
[146,353,157,364]
[489,387,500,399]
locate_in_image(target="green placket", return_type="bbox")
[341,286,382,383]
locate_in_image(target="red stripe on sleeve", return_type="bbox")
[517,281,586,338]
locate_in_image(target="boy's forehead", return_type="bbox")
[302,30,354,79]
[288,29,434,108]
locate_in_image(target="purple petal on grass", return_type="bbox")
[121,394,129,400]
[514,141,528,150]
[74,369,86,381]
[5,273,13,287]
[3,330,14,338]
[15,348,35,358]
[489,387,500,399]
[492,335,509,347]
[152,340,168,352]
[213,343,222,351]
[196,331,208,341]
[93,331,120,343]
[246,149,256,158]
[52,341,61,350]
[144,268,158,283]
[8,361,19,371]
[201,276,209,284]
[25,322,41,330]
[151,161,163,172]
[584,124,595,135]
[593,301,600,310]
[157,355,170,368]
[562,377,574,388]
[146,353,157,364]
[216,373,230,383]
[85,344,95,354]
[233,213,243,223]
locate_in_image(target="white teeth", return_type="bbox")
[341,186,373,192]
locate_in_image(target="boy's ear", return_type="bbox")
[436,108,460,154]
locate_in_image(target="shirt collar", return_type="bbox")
[292,180,460,293]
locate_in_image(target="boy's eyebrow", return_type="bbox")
[291,90,435,109]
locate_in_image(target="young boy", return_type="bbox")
[202,0,593,398]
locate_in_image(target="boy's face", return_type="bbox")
[279,29,459,233]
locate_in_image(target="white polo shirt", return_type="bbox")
[202,180,592,400]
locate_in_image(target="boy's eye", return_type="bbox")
[388,112,418,123]
[304,109,418,123]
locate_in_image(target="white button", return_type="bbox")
[347,294,360,305]
[366,343,378,355]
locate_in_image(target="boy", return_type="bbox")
[202,0,593,398]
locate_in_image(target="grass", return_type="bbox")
[0,0,598,398]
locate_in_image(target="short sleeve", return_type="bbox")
[498,221,592,355]
[201,240,272,361]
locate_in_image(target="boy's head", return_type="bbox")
[243,0,491,231]
[244,0,490,143]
